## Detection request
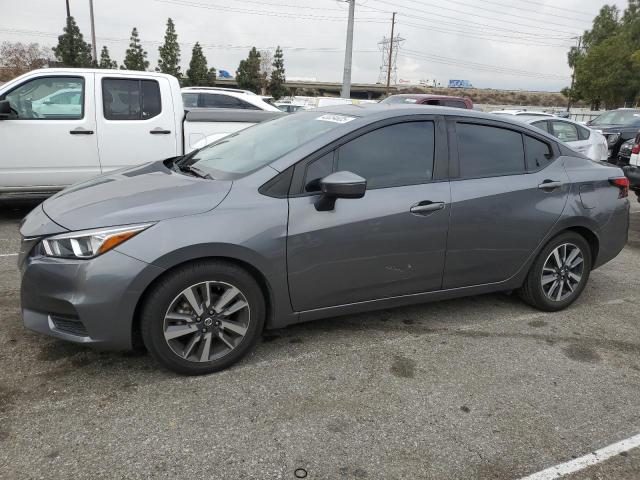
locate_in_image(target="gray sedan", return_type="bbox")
[19,105,630,375]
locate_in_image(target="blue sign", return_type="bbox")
[448,79,473,88]
[219,70,233,79]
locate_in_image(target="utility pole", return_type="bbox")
[567,35,581,112]
[89,0,97,62]
[65,0,71,19]
[341,0,355,99]
[385,12,396,96]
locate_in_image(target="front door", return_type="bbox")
[0,73,100,191]
[287,119,450,311]
[95,73,179,172]
[443,120,569,289]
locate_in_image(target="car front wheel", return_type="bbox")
[519,232,592,311]
[140,260,265,375]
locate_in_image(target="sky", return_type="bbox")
[0,0,630,91]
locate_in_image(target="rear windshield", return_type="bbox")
[590,110,640,126]
[186,111,357,178]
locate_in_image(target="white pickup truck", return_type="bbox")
[0,68,283,197]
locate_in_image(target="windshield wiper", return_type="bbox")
[178,164,214,179]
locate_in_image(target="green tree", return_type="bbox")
[269,46,287,100]
[52,16,93,67]
[157,18,181,78]
[186,42,215,86]
[122,27,149,71]
[98,46,117,69]
[236,47,262,93]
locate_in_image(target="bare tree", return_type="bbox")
[259,50,273,95]
[0,42,52,81]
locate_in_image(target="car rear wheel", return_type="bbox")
[140,260,265,375]
[518,232,592,311]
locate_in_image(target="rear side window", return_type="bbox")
[442,99,467,109]
[551,121,579,142]
[201,93,259,110]
[577,124,591,140]
[456,123,525,178]
[102,79,161,120]
[182,93,199,108]
[524,135,553,170]
[531,120,549,133]
[337,121,435,189]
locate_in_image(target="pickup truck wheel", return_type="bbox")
[140,261,265,375]
[518,232,592,312]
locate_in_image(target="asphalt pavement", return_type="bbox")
[0,198,639,480]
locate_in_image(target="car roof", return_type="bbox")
[316,103,540,124]
[387,93,468,100]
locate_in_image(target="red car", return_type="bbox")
[380,94,473,109]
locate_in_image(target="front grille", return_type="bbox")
[50,316,89,336]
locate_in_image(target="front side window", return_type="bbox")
[457,123,525,178]
[201,94,244,109]
[337,121,435,189]
[304,151,334,192]
[3,76,84,120]
[102,78,161,120]
[551,121,579,142]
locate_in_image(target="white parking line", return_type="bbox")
[0,253,18,257]
[520,433,640,480]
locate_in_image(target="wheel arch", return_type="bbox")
[130,249,285,350]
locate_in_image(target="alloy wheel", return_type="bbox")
[163,281,251,362]
[540,242,584,302]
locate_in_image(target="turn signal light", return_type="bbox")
[609,177,630,198]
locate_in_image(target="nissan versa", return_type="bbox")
[19,105,630,375]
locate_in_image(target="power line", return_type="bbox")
[510,0,598,17]
[357,2,575,39]
[152,0,387,22]
[366,0,583,35]
[470,0,595,22]
[398,21,574,48]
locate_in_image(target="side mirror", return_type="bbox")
[315,171,366,211]
[0,100,11,120]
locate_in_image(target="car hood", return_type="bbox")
[42,160,232,231]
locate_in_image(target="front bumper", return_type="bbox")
[20,247,164,350]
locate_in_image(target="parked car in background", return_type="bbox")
[491,109,553,117]
[19,104,629,375]
[517,115,608,161]
[586,108,640,162]
[275,103,304,113]
[381,94,473,109]
[0,68,282,197]
[620,133,640,192]
[618,138,635,165]
[181,87,280,112]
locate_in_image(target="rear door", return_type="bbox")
[287,117,451,311]
[443,119,569,289]
[95,74,179,172]
[0,73,100,191]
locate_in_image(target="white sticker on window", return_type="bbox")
[404,98,418,103]
[316,114,356,124]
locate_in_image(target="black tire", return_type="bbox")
[140,260,265,375]
[518,231,592,312]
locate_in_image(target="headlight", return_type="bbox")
[42,224,152,259]
[607,133,620,145]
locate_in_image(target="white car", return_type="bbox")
[181,87,280,112]
[516,115,608,161]
[30,88,83,117]
[490,109,553,117]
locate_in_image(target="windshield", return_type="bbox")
[380,96,419,104]
[590,110,640,126]
[186,111,357,178]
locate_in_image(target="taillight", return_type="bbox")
[609,177,630,198]
[632,144,640,155]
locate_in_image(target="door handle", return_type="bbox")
[150,128,171,135]
[538,180,563,191]
[410,201,445,214]
[69,127,94,135]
